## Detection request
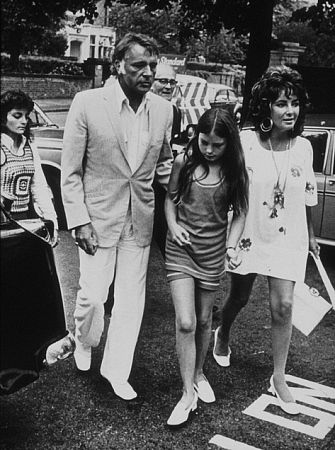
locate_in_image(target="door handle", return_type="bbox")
[329,180,335,186]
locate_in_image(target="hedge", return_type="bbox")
[1,53,85,76]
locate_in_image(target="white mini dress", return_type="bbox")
[230,130,317,282]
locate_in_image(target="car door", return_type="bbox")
[321,130,335,241]
[302,128,335,243]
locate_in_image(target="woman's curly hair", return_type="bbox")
[248,66,309,140]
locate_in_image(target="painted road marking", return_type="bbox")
[209,376,335,447]
[209,435,262,449]
[244,394,335,439]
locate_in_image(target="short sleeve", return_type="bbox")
[304,139,318,207]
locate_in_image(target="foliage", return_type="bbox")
[275,0,335,67]
[0,53,85,76]
[291,0,335,35]
[107,1,182,53]
[0,0,100,67]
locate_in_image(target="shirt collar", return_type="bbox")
[1,133,27,152]
[115,80,151,114]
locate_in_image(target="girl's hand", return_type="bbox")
[309,236,320,259]
[170,223,191,247]
[226,247,242,270]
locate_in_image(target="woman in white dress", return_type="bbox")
[213,66,320,415]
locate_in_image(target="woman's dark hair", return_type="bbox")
[1,90,34,140]
[248,65,308,139]
[111,32,159,75]
[178,108,249,215]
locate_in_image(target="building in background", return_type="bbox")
[64,1,115,63]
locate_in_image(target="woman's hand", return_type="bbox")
[170,223,191,247]
[51,228,59,248]
[309,236,320,259]
[226,247,242,270]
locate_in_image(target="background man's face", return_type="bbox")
[151,65,177,101]
[119,43,157,96]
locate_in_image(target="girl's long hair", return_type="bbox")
[178,108,249,214]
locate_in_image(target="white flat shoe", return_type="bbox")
[112,382,137,401]
[167,393,198,427]
[73,338,91,371]
[194,376,215,403]
[269,376,299,415]
[100,371,137,400]
[213,327,231,367]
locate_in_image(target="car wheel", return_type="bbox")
[43,167,67,230]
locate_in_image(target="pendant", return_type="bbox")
[263,182,285,219]
[273,184,285,209]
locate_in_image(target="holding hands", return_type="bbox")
[226,247,242,270]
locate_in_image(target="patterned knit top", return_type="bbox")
[1,137,35,214]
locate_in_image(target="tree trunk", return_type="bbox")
[8,31,22,71]
[241,0,274,126]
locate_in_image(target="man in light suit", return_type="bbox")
[61,33,173,400]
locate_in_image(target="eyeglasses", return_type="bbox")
[155,78,177,87]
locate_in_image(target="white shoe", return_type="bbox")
[194,376,216,403]
[269,376,299,415]
[112,382,137,401]
[167,393,198,427]
[73,338,91,371]
[213,327,231,367]
[100,371,137,400]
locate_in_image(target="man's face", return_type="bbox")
[151,65,177,101]
[119,43,157,96]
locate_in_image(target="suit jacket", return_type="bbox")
[61,83,173,247]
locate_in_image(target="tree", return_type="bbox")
[1,0,100,68]
[241,0,274,125]
[106,0,182,53]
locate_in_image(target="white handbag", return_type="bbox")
[292,252,335,336]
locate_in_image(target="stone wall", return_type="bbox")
[0,73,92,98]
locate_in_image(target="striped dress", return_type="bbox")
[165,175,229,291]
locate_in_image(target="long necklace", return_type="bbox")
[267,137,291,218]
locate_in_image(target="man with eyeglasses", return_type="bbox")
[151,64,182,257]
[152,64,181,143]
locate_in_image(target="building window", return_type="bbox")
[90,35,96,58]
[98,37,112,59]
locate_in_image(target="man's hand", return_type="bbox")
[75,223,99,255]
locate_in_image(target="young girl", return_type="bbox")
[165,108,249,426]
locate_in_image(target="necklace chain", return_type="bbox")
[266,137,291,218]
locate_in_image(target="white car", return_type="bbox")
[207,82,242,123]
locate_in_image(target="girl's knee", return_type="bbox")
[176,318,196,334]
[197,314,212,331]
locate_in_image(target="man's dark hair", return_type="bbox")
[111,32,159,75]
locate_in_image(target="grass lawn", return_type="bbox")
[1,233,334,449]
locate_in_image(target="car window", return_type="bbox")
[302,130,329,173]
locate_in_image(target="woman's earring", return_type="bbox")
[260,117,273,133]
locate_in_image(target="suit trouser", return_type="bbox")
[74,230,150,384]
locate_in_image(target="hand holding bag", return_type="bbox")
[292,252,334,336]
